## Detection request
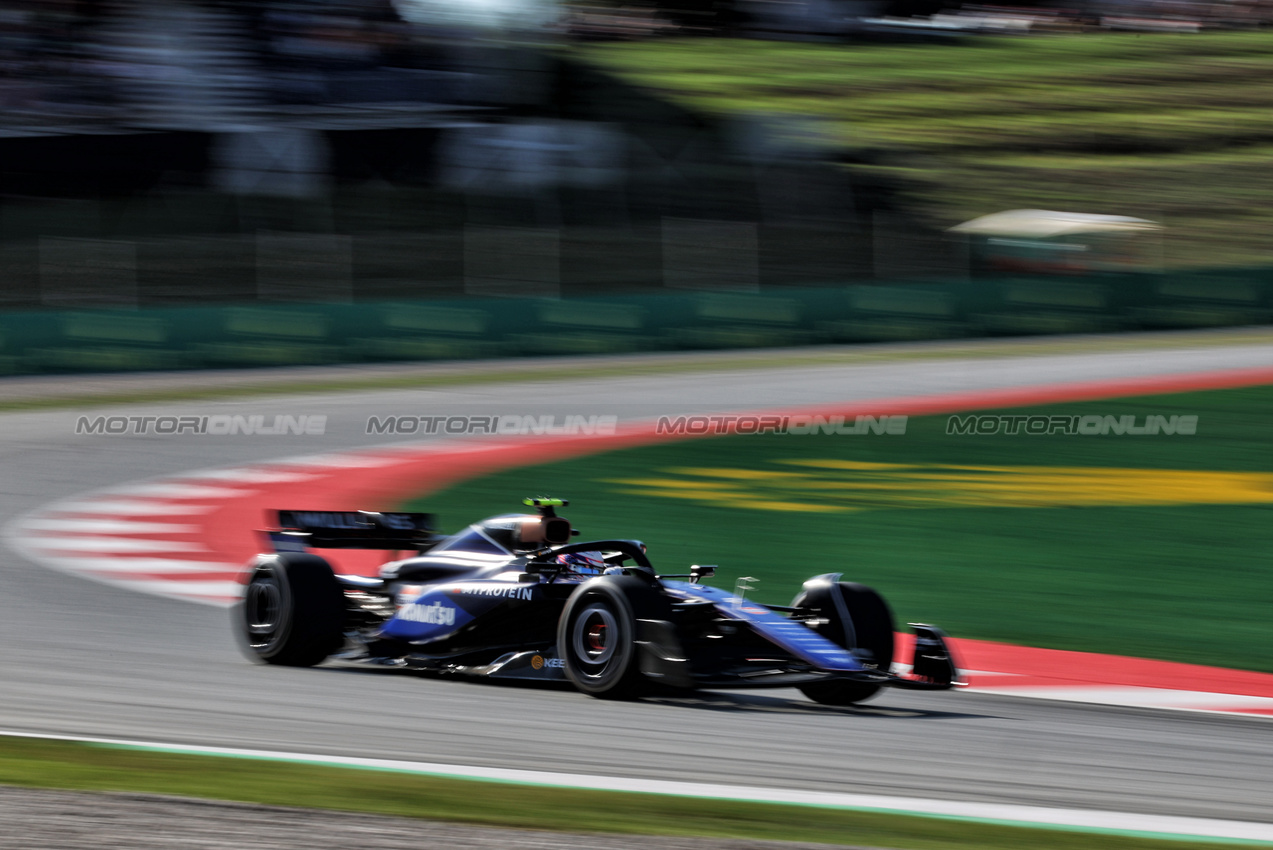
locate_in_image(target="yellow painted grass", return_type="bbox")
[609,462,1273,513]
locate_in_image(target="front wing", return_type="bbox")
[660,581,962,691]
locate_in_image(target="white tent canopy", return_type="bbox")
[949,209,1161,239]
[395,0,561,29]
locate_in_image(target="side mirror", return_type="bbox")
[690,564,717,584]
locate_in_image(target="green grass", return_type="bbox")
[0,736,1260,849]
[579,33,1273,269]
[410,384,1273,672]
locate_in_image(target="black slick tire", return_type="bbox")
[557,578,645,699]
[793,580,895,706]
[237,554,345,667]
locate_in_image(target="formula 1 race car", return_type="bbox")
[236,499,961,703]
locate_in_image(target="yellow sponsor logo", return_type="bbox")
[608,460,1273,513]
[531,655,544,670]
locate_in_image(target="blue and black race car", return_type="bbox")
[237,499,960,703]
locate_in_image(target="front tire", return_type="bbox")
[237,554,345,667]
[793,579,895,706]
[558,579,644,699]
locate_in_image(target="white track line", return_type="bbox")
[110,483,250,499]
[16,519,199,535]
[46,500,218,516]
[178,469,319,484]
[94,578,241,602]
[1,730,1268,844]
[21,537,204,553]
[974,685,1273,713]
[29,557,240,575]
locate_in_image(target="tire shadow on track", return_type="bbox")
[640,690,989,721]
[315,664,990,721]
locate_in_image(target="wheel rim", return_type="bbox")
[572,603,618,667]
[244,573,283,646]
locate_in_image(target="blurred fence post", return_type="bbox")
[662,218,759,292]
[873,211,968,282]
[464,226,560,297]
[0,243,38,309]
[211,129,331,200]
[256,233,353,303]
[39,238,138,307]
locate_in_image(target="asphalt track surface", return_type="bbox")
[2,337,1273,828]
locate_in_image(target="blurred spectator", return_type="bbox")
[261,1,407,70]
[2,0,1272,140]
[0,0,103,120]
[562,4,677,40]
[91,0,265,126]
[0,0,453,130]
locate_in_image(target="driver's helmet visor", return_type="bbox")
[555,551,606,574]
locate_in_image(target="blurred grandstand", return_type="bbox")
[0,0,933,309]
[0,0,1269,315]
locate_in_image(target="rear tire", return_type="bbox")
[558,579,644,699]
[237,554,345,667]
[793,580,895,706]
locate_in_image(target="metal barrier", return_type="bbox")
[1,271,1269,376]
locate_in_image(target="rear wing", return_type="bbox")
[265,510,439,552]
